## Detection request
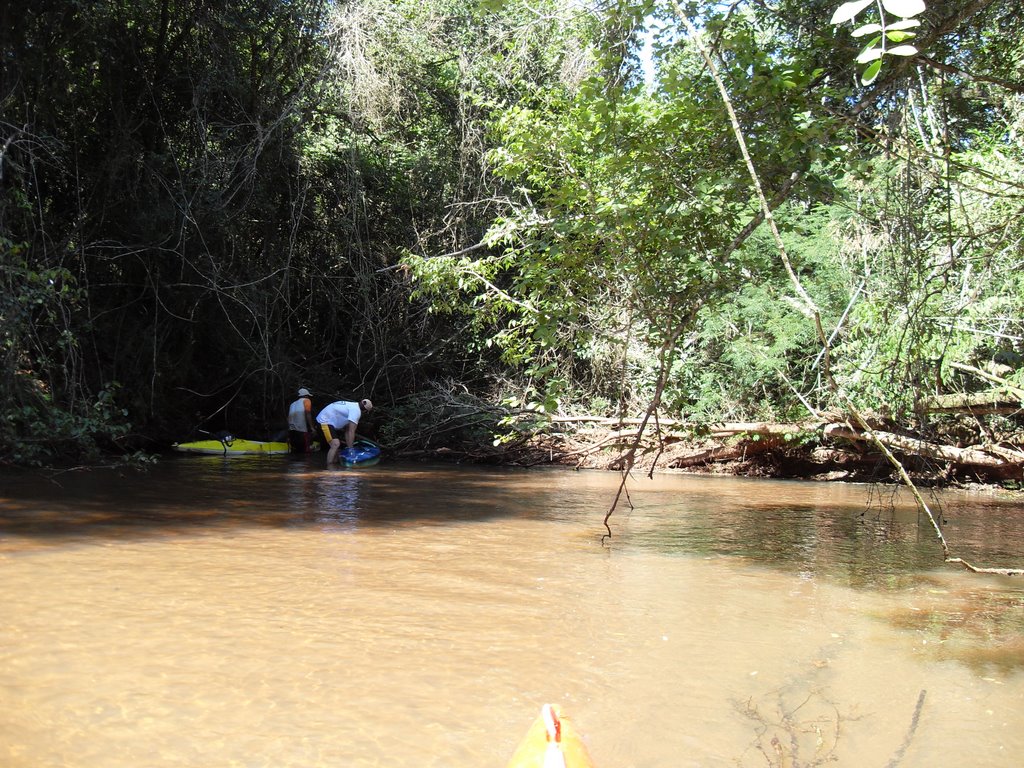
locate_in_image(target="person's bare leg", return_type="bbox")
[326,438,340,466]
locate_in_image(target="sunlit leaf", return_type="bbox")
[861,34,882,49]
[881,0,926,18]
[861,59,883,84]
[852,23,882,37]
[830,0,873,24]
[886,19,922,30]
[886,44,919,56]
[856,46,884,63]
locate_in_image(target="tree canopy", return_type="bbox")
[1,0,1022,471]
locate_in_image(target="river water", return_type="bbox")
[1,457,1023,767]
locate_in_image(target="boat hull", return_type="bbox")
[340,439,381,467]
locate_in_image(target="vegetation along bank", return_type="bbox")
[2,0,1022,493]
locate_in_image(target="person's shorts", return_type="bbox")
[319,424,341,444]
[288,430,312,453]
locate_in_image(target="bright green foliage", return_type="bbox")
[829,111,1024,418]
[684,205,849,421]
[407,0,1024,435]
[409,0,856,419]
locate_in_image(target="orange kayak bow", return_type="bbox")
[506,704,595,768]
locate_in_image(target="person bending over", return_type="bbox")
[316,398,373,466]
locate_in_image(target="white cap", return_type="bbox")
[298,388,311,397]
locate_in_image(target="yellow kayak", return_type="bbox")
[506,705,595,768]
[171,437,290,456]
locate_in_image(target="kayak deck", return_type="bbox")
[506,704,595,768]
[171,438,290,455]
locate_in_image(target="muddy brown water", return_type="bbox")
[1,457,1023,767]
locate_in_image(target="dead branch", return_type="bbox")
[603,313,688,542]
[945,558,1024,575]
[549,416,813,437]
[947,361,1024,400]
[549,415,686,426]
[707,422,813,438]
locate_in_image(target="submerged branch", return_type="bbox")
[884,690,927,768]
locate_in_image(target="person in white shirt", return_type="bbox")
[316,398,373,466]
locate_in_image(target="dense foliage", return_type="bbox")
[1,0,1021,465]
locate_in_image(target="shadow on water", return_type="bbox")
[4,456,1024,586]
[0,455,544,542]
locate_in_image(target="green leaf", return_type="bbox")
[884,30,917,43]
[831,0,874,24]
[861,59,883,84]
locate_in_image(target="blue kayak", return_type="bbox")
[340,439,381,467]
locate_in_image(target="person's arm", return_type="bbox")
[345,421,356,449]
[304,400,315,432]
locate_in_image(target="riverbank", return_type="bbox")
[392,421,1024,492]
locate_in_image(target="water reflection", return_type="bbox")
[310,471,361,531]
[2,462,1023,577]
[609,476,1024,588]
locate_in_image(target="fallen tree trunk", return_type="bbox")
[547,416,813,436]
[705,422,811,437]
[406,404,1024,481]
[549,415,686,426]
[823,424,1024,472]
[919,388,1023,415]
[667,441,774,468]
